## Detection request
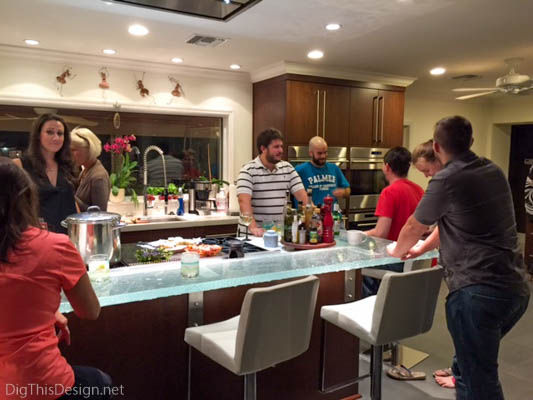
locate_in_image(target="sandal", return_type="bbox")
[386,365,426,381]
[433,367,453,377]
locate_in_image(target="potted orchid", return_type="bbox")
[104,135,138,204]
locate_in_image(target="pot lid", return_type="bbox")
[64,206,121,225]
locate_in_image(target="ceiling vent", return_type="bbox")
[452,74,481,80]
[186,34,228,48]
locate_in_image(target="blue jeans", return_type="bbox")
[362,262,404,298]
[446,284,529,400]
[57,366,114,400]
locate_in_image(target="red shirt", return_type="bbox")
[375,178,424,241]
[0,228,86,400]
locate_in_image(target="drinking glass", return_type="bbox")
[239,211,253,241]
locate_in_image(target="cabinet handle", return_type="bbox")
[373,96,379,144]
[316,90,320,136]
[322,90,326,138]
[379,96,384,143]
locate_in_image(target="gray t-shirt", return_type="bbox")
[414,151,529,295]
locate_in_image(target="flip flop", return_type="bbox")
[386,365,426,381]
[433,367,453,377]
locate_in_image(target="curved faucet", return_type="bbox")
[143,145,167,216]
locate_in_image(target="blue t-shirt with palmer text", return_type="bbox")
[295,162,350,205]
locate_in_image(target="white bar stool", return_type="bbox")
[184,275,320,400]
[320,267,443,400]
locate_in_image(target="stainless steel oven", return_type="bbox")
[347,147,389,230]
[288,145,349,208]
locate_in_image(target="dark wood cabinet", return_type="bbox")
[349,87,404,148]
[253,74,404,157]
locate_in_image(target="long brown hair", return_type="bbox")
[0,157,40,263]
[26,113,75,186]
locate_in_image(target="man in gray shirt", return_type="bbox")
[389,116,529,400]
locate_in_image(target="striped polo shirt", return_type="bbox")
[237,157,304,223]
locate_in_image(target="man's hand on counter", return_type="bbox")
[250,225,264,237]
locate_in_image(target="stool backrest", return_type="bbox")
[235,275,320,374]
[372,267,443,345]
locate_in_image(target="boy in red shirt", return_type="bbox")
[363,147,424,296]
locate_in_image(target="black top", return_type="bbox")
[414,151,529,296]
[21,156,77,234]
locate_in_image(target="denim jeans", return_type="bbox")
[446,284,529,400]
[362,262,404,298]
[57,366,114,400]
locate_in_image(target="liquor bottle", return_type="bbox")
[291,214,299,244]
[316,207,323,243]
[298,216,307,245]
[284,206,293,243]
[322,195,334,243]
[309,209,321,244]
[304,203,313,230]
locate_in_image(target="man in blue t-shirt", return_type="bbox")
[295,136,350,205]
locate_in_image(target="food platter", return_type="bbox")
[281,240,336,250]
[137,236,202,253]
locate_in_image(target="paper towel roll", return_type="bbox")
[228,183,239,213]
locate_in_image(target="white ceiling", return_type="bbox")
[2,0,533,101]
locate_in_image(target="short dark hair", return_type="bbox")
[434,116,472,155]
[256,128,284,153]
[384,147,411,177]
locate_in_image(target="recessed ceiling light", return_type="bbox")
[128,24,149,36]
[230,64,241,70]
[307,50,324,59]
[24,39,39,46]
[103,49,116,55]
[325,23,341,31]
[430,67,446,75]
[171,57,184,63]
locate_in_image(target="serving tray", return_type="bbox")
[281,240,336,250]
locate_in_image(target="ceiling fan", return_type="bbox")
[0,107,98,127]
[453,58,533,100]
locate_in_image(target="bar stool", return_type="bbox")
[320,267,443,400]
[184,275,320,400]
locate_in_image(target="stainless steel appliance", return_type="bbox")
[348,147,389,230]
[193,180,214,215]
[287,145,349,208]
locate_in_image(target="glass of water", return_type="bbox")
[181,252,200,278]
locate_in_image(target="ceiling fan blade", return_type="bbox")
[456,91,498,100]
[1,114,37,120]
[452,88,498,92]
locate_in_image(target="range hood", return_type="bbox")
[112,0,262,22]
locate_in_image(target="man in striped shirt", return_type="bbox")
[237,128,308,237]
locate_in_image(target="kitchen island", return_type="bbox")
[60,237,437,400]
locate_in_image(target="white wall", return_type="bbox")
[0,48,253,182]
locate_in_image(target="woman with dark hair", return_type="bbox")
[13,113,77,233]
[0,157,113,400]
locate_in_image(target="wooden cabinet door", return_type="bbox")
[378,90,405,148]
[322,84,351,146]
[349,87,379,147]
[286,80,322,144]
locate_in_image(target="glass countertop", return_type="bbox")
[60,237,438,313]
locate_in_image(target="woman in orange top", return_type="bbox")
[0,157,112,400]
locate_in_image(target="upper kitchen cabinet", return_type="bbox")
[349,87,405,148]
[285,81,350,146]
[253,74,405,157]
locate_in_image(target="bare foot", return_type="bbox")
[433,368,452,377]
[435,375,455,388]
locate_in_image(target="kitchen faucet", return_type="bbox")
[143,145,168,216]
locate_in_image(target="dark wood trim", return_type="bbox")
[120,223,238,243]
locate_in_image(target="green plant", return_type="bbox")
[135,247,172,263]
[104,135,138,205]
[211,178,230,186]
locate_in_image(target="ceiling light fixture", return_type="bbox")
[325,23,341,31]
[128,24,149,36]
[307,50,324,59]
[24,39,39,46]
[103,49,116,55]
[430,67,446,75]
[223,0,231,4]
[171,57,184,63]
[230,64,241,70]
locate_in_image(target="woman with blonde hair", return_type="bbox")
[70,127,110,211]
[411,139,443,178]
